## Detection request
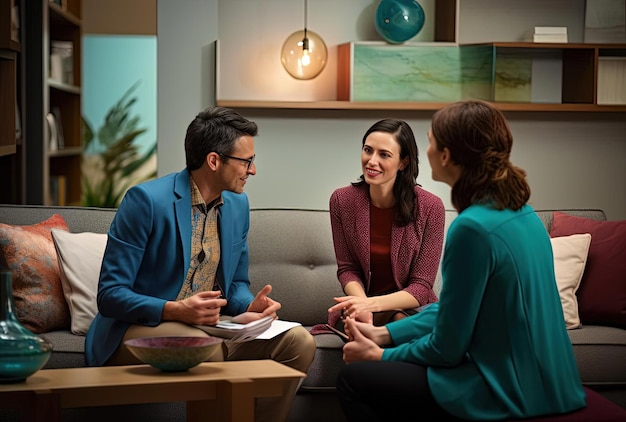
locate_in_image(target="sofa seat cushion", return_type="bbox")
[568,325,626,387]
[40,330,86,369]
[301,331,345,392]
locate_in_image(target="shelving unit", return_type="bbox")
[0,50,18,157]
[0,0,22,203]
[217,0,626,113]
[23,0,82,206]
[0,0,20,157]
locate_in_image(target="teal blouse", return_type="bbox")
[382,204,586,420]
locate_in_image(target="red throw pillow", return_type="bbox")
[0,214,71,333]
[549,212,626,329]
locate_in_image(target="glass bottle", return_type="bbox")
[0,271,52,383]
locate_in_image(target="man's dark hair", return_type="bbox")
[185,106,258,170]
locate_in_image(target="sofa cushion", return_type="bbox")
[550,233,592,329]
[550,212,626,329]
[302,331,346,391]
[0,214,71,333]
[40,330,87,368]
[51,229,107,335]
[567,325,626,387]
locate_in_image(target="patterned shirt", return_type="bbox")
[176,178,223,300]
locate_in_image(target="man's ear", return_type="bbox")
[207,152,220,170]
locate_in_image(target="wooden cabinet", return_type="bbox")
[217,0,626,112]
[23,0,82,205]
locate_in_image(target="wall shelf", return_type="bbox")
[218,0,626,114]
[216,100,626,113]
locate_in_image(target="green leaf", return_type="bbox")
[81,81,156,208]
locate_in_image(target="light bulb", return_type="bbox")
[281,29,327,80]
[301,48,311,66]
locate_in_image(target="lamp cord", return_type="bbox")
[304,0,308,36]
[303,0,308,41]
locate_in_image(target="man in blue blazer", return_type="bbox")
[85,106,315,422]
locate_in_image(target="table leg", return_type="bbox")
[186,379,255,422]
[34,391,61,422]
[187,399,216,422]
[217,379,255,422]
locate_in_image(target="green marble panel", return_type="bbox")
[494,51,532,102]
[351,44,492,102]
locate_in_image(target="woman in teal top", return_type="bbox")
[336,100,586,421]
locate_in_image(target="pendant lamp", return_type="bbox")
[280,0,328,80]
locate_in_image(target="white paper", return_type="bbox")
[256,320,302,340]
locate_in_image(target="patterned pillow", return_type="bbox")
[0,214,71,333]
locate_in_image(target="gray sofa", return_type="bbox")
[0,204,624,421]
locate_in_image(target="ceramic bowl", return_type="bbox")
[124,336,223,372]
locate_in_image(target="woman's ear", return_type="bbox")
[400,156,409,171]
[441,147,452,167]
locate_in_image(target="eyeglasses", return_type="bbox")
[219,153,255,171]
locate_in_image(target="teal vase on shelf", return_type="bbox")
[0,271,52,383]
[375,0,426,44]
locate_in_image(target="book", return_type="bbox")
[597,57,626,105]
[49,176,67,206]
[522,28,568,43]
[196,316,301,343]
[533,34,568,43]
[534,26,567,35]
[46,112,59,151]
[52,107,65,149]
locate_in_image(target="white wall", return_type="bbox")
[158,0,626,220]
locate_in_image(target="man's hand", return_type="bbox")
[163,290,226,326]
[342,317,385,364]
[247,284,281,319]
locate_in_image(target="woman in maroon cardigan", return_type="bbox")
[328,119,446,326]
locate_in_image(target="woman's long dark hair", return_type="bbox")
[353,119,419,226]
[431,100,530,212]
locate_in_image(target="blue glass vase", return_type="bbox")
[375,0,426,44]
[0,271,52,383]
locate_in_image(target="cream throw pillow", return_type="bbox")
[51,229,108,335]
[550,233,592,329]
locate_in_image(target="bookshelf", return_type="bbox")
[23,0,82,205]
[0,0,22,203]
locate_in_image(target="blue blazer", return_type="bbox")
[85,169,255,366]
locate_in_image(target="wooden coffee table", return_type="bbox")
[0,360,305,422]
